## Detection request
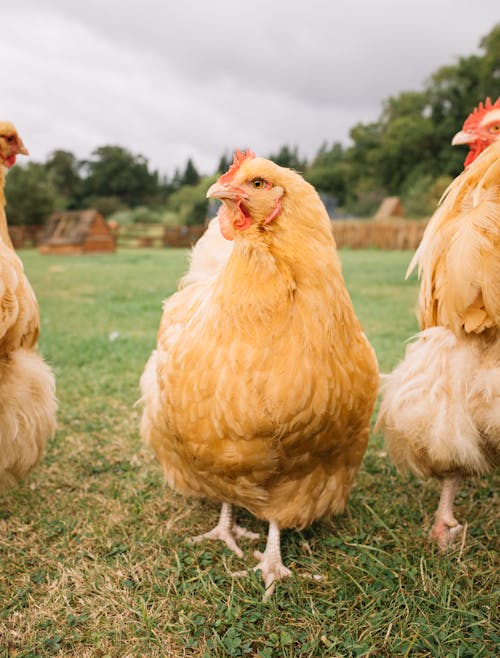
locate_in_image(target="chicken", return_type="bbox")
[178,214,233,288]
[141,150,379,597]
[377,97,500,550]
[0,121,57,491]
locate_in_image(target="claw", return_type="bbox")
[190,525,244,558]
[234,524,260,541]
[430,477,464,552]
[253,547,292,600]
[188,503,257,558]
[430,519,464,552]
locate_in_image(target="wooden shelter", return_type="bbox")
[374,196,405,220]
[39,210,116,254]
[163,225,206,247]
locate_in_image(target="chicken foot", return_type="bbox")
[253,521,291,600]
[429,476,464,551]
[190,502,259,558]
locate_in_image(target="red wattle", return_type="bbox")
[219,209,235,240]
[234,214,251,231]
[234,202,251,232]
[264,197,282,225]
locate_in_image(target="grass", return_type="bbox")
[0,248,498,658]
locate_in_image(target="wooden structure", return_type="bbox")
[163,225,206,247]
[374,196,405,220]
[8,225,44,249]
[39,210,116,254]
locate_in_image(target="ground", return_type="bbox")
[0,249,497,657]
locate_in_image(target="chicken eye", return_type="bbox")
[490,124,500,133]
[251,178,265,189]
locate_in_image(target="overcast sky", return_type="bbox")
[2,0,498,177]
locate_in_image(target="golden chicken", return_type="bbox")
[0,121,57,490]
[141,150,378,597]
[377,98,500,550]
[178,214,233,288]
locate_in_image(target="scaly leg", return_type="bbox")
[429,476,464,551]
[253,521,291,600]
[190,503,259,558]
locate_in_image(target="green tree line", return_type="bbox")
[5,24,499,226]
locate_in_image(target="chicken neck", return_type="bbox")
[0,167,13,248]
[215,220,342,326]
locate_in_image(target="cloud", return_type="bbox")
[2,0,498,176]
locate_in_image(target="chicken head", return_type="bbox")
[452,97,500,166]
[207,150,285,240]
[0,122,29,169]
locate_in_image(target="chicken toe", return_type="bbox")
[253,521,291,600]
[190,503,256,558]
[430,518,464,551]
[429,476,464,551]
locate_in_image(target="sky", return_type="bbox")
[2,0,498,178]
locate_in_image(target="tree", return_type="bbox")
[306,142,350,204]
[166,175,216,226]
[216,153,230,175]
[44,149,82,208]
[80,145,160,209]
[300,24,499,215]
[181,158,200,186]
[5,163,57,225]
[268,145,305,170]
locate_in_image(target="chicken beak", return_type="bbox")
[17,138,29,156]
[451,130,475,146]
[206,182,249,201]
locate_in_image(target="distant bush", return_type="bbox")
[110,206,166,225]
[346,178,386,217]
[403,174,453,218]
[5,163,57,225]
[166,176,216,226]
[84,196,127,217]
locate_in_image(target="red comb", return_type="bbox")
[463,97,500,132]
[219,149,255,183]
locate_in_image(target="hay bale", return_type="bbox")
[374,197,405,220]
[331,219,427,250]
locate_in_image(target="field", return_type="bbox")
[0,248,498,658]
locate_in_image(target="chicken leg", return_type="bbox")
[190,502,259,558]
[429,476,464,551]
[254,521,291,600]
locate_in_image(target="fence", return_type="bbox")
[161,220,428,251]
[9,219,428,251]
[8,225,44,248]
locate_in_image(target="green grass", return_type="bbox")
[0,248,498,658]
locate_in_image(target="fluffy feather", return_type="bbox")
[378,106,500,549]
[0,349,57,490]
[0,122,56,490]
[377,327,499,479]
[141,154,378,591]
[178,215,233,288]
[408,141,500,334]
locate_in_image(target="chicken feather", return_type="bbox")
[378,102,500,550]
[141,154,378,594]
[0,122,56,490]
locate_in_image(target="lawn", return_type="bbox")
[0,248,497,658]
